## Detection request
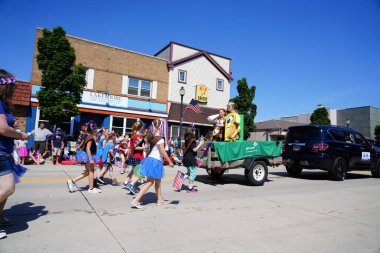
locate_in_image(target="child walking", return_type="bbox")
[123,121,145,194]
[182,127,204,192]
[67,121,101,194]
[131,132,174,209]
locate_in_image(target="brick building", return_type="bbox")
[12,80,31,132]
[27,28,169,142]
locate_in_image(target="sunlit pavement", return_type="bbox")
[1,162,380,253]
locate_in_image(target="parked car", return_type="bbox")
[282,125,380,181]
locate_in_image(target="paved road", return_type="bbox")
[1,163,380,253]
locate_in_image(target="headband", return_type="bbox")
[86,122,96,130]
[0,77,16,85]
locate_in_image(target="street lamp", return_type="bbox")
[179,86,185,145]
[346,118,350,128]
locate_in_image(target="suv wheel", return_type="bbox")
[371,160,380,178]
[329,157,347,181]
[286,164,303,177]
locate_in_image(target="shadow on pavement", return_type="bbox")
[3,202,48,235]
[270,171,372,181]
[196,174,272,187]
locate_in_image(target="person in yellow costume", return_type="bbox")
[224,102,240,141]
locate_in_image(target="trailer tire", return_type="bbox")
[246,161,268,186]
[206,168,224,178]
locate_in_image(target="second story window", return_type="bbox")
[128,78,151,98]
[216,78,224,91]
[178,70,187,83]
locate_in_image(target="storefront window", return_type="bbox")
[37,109,73,135]
[111,116,138,136]
[171,125,198,139]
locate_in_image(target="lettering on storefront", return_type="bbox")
[82,91,128,108]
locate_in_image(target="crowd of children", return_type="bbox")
[64,118,204,209]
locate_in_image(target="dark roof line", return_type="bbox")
[169,51,233,81]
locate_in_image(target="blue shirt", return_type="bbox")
[51,133,64,148]
[0,101,15,154]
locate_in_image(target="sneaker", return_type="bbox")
[122,180,129,189]
[127,182,137,195]
[0,230,6,239]
[0,216,13,227]
[66,180,75,193]
[88,188,101,194]
[186,188,198,193]
[97,177,105,184]
[131,201,144,209]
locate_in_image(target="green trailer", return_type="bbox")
[197,140,282,186]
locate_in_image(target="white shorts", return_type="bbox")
[52,148,62,156]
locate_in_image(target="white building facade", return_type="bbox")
[155,42,233,139]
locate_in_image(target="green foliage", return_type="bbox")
[231,77,257,140]
[310,107,331,125]
[36,26,86,125]
[375,125,380,146]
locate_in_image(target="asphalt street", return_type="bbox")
[1,163,380,253]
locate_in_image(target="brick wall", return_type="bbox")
[31,28,169,104]
[13,106,28,132]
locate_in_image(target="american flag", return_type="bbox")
[173,170,185,190]
[186,99,202,114]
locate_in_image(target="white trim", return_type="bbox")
[152,81,157,99]
[122,75,129,95]
[85,69,94,89]
[70,117,74,135]
[35,107,40,130]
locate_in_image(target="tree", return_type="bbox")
[375,125,380,146]
[231,77,257,140]
[36,26,87,126]
[310,106,331,125]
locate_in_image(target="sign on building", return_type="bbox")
[196,85,208,103]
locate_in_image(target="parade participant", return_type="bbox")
[0,70,30,239]
[31,122,52,157]
[118,134,129,174]
[50,128,65,165]
[123,121,145,194]
[95,129,108,183]
[224,101,241,142]
[97,131,117,185]
[67,121,101,194]
[207,108,226,141]
[131,132,174,209]
[182,127,204,192]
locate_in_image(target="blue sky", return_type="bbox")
[1,0,379,121]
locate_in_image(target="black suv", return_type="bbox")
[282,125,380,181]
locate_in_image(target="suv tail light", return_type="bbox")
[312,143,329,152]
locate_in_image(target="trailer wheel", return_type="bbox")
[247,161,268,186]
[206,168,224,178]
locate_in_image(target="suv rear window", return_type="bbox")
[286,127,322,141]
[328,129,345,142]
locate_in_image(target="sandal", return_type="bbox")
[131,201,144,209]
[157,200,170,206]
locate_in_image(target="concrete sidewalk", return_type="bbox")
[1,163,380,253]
